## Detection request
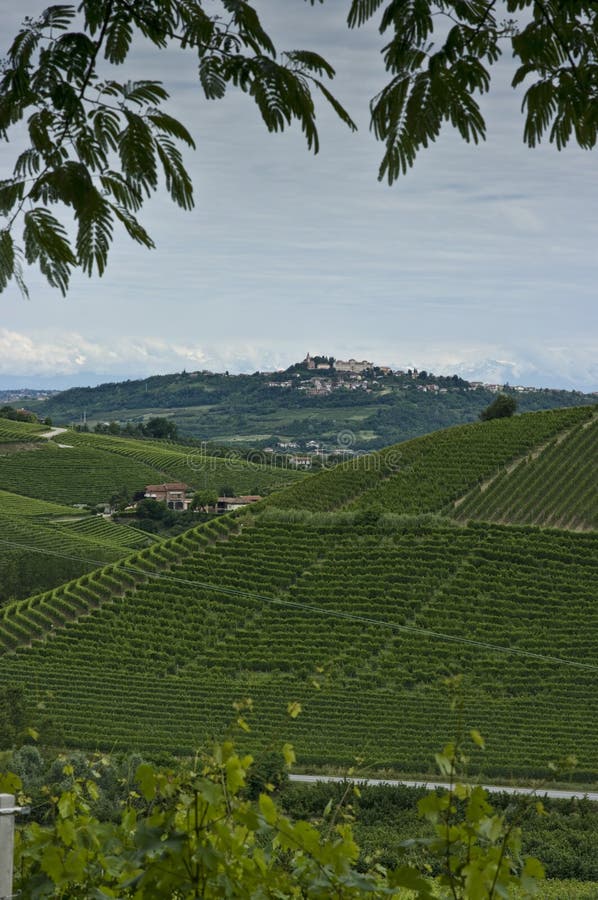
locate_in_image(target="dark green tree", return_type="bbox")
[480,393,518,420]
[190,489,217,512]
[143,416,178,440]
[1,1,597,295]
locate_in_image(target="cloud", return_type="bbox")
[0,329,595,392]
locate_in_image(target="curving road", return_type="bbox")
[289,773,598,802]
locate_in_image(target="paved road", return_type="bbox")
[40,427,73,447]
[40,427,68,439]
[289,773,598,802]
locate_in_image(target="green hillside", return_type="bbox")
[0,429,302,601]
[267,406,594,514]
[29,366,597,450]
[0,407,596,780]
[0,417,45,442]
[0,442,166,505]
[454,416,597,530]
[0,431,304,506]
[64,429,305,495]
[0,487,159,604]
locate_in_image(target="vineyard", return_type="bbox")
[0,406,596,779]
[0,488,157,604]
[0,418,46,443]
[453,416,597,530]
[0,442,166,505]
[0,510,596,777]
[0,431,304,508]
[56,515,160,549]
[64,430,306,494]
[268,407,594,514]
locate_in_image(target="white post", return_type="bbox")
[0,794,15,900]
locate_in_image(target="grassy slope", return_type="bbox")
[0,488,158,604]
[453,415,597,530]
[267,407,594,514]
[0,407,596,780]
[0,418,46,442]
[63,430,305,495]
[0,431,304,506]
[0,428,303,601]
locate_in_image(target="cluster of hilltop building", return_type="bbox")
[303,353,387,375]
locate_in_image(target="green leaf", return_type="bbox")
[124,81,170,107]
[135,762,156,801]
[119,111,157,195]
[520,855,545,891]
[0,178,25,215]
[23,208,76,295]
[112,206,155,249]
[314,80,358,132]
[147,112,196,147]
[282,742,296,767]
[58,791,75,819]
[258,791,277,824]
[105,12,133,65]
[285,50,336,79]
[199,57,227,100]
[287,700,302,719]
[347,0,386,29]
[155,138,194,210]
[470,728,485,749]
[75,195,113,277]
[0,230,15,293]
[0,771,22,793]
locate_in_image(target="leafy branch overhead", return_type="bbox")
[1,0,597,295]
[0,0,356,296]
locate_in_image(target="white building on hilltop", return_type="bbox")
[335,358,373,374]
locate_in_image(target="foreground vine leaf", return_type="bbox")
[11,730,545,898]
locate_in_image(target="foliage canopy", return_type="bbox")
[1,0,597,294]
[6,726,546,899]
[480,393,518,420]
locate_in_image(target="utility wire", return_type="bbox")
[0,535,597,673]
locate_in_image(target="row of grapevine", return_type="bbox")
[63,430,305,494]
[56,515,160,549]
[0,443,165,505]
[0,418,45,442]
[267,407,594,514]
[0,487,78,519]
[0,516,595,777]
[454,417,597,529]
[0,512,244,652]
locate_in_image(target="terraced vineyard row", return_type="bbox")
[0,490,157,603]
[0,418,45,442]
[454,416,597,529]
[56,515,160,549]
[1,514,596,777]
[0,488,79,519]
[64,430,305,494]
[0,443,165,505]
[268,407,593,513]
[0,514,241,649]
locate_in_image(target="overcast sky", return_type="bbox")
[1,1,597,391]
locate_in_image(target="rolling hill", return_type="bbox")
[0,407,596,779]
[0,430,303,506]
[0,428,304,601]
[27,366,597,450]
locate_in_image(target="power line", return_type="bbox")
[1,534,597,673]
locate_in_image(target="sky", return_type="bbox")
[1,1,597,392]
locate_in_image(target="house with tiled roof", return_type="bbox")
[144,482,191,510]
